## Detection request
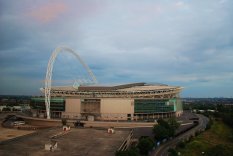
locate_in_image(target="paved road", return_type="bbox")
[151,114,209,156]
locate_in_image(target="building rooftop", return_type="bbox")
[49,83,179,92]
[43,83,182,99]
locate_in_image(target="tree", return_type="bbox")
[177,141,185,148]
[115,151,128,156]
[157,118,170,129]
[168,148,178,156]
[127,147,140,156]
[137,137,154,155]
[153,125,169,141]
[115,147,139,156]
[168,118,180,130]
[167,118,180,137]
[205,117,213,130]
[222,113,233,128]
[156,118,180,138]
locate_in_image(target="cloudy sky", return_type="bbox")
[0,0,233,97]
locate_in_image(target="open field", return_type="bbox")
[176,120,233,156]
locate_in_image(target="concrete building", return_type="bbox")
[31,83,183,121]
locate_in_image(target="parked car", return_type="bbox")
[13,121,25,126]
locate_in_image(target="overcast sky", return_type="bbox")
[0,0,233,97]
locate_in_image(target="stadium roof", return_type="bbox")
[42,83,182,99]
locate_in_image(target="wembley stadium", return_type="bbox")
[32,82,183,121]
[31,47,183,122]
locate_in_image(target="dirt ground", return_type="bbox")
[0,113,35,142]
[0,127,130,156]
[0,126,35,142]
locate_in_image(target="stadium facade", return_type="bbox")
[31,82,183,121]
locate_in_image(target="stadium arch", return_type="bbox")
[44,46,97,119]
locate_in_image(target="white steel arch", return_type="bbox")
[45,46,97,119]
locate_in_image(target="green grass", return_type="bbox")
[176,120,233,156]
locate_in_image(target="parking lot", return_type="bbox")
[0,127,130,156]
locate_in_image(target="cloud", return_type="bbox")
[175,1,185,8]
[1,0,233,97]
[174,1,189,10]
[28,2,68,23]
[167,73,233,83]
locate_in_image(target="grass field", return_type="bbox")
[176,119,233,156]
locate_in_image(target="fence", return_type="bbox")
[117,129,134,151]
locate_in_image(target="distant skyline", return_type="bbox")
[0,0,233,97]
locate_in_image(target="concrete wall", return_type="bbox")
[82,121,155,128]
[100,98,134,120]
[18,114,156,128]
[65,98,81,113]
[101,98,134,114]
[62,98,181,120]
[18,115,62,126]
[63,98,81,119]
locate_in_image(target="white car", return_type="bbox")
[13,121,25,126]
